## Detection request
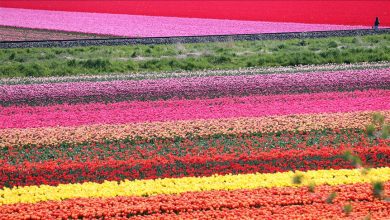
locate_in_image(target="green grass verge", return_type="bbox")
[1,34,390,78]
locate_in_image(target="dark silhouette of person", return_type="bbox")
[374,17,380,31]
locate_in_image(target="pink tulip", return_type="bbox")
[0,8,369,37]
[1,89,389,129]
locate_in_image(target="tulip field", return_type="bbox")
[0,7,370,39]
[1,1,390,26]
[1,1,389,42]
[1,60,390,219]
[1,1,390,219]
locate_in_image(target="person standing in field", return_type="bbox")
[374,17,380,31]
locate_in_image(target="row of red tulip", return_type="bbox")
[2,145,389,187]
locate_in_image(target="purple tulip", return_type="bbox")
[1,68,389,106]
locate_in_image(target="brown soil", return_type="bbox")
[0,26,118,41]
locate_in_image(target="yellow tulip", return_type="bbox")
[1,167,389,205]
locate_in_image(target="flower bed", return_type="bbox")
[2,145,389,188]
[0,64,389,218]
[1,182,390,219]
[2,68,389,106]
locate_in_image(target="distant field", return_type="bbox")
[0,8,370,39]
[1,0,389,26]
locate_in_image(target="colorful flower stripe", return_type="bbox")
[2,145,389,188]
[0,8,369,38]
[1,68,389,106]
[133,201,390,220]
[1,167,389,205]
[2,1,390,26]
[1,62,389,85]
[1,182,388,219]
[1,111,389,147]
[2,90,389,129]
[1,128,375,165]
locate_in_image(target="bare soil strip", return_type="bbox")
[0,26,115,42]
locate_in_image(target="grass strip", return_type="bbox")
[1,34,390,78]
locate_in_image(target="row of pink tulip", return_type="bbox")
[0,7,369,37]
[1,89,389,129]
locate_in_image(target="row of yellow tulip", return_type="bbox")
[1,110,389,147]
[1,167,389,205]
